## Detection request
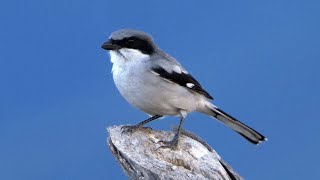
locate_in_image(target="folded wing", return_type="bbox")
[151,66,213,100]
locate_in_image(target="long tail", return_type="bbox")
[204,103,266,144]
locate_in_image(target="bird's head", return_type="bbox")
[101,29,157,62]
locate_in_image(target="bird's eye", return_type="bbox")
[127,39,135,44]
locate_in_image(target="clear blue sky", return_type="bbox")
[1,0,319,179]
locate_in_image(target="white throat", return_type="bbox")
[109,48,150,64]
[109,48,150,73]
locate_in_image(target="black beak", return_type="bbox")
[101,40,121,50]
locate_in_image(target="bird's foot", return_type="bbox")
[157,137,179,150]
[121,125,152,135]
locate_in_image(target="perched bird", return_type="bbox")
[101,29,266,149]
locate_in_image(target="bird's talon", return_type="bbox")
[144,127,153,131]
[121,125,152,135]
[121,125,139,135]
[157,139,178,150]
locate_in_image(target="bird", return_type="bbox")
[101,29,266,149]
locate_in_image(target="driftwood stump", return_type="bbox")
[107,125,243,180]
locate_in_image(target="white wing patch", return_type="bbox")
[150,70,160,76]
[172,65,182,74]
[186,83,195,88]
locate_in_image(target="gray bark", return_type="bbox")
[107,125,243,180]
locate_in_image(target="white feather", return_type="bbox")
[186,83,195,88]
[172,65,182,74]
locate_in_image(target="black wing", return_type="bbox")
[151,66,213,99]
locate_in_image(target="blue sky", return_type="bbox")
[1,0,320,179]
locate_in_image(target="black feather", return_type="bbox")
[111,36,154,55]
[151,67,213,99]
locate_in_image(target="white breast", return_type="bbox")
[108,49,201,116]
[109,49,153,111]
[109,49,150,92]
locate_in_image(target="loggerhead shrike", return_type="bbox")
[101,29,266,149]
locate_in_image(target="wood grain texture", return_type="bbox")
[107,125,243,180]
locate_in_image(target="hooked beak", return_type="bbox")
[101,40,121,50]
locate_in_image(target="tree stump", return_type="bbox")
[107,125,243,180]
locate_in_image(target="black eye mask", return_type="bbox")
[111,36,155,55]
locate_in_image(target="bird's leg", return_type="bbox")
[158,115,185,150]
[121,115,162,134]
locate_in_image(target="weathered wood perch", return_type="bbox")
[107,125,243,180]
